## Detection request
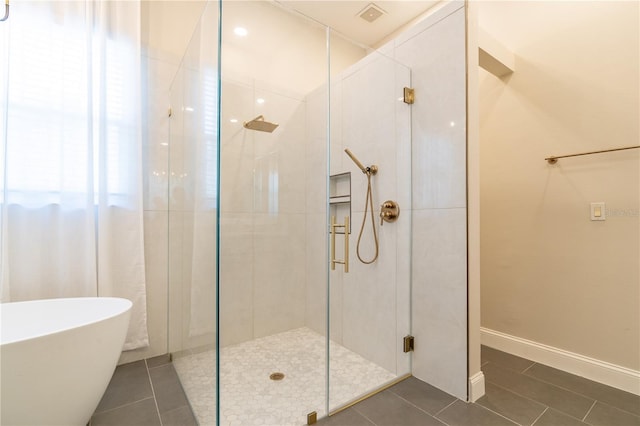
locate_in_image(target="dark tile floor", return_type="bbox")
[89,355,197,426]
[92,346,640,426]
[318,346,640,426]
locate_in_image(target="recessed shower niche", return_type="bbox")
[329,172,351,233]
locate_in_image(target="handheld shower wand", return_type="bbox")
[344,149,379,264]
[345,148,377,176]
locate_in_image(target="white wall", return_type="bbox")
[479,1,639,373]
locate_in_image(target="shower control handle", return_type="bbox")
[380,201,400,226]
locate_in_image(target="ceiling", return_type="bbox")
[276,1,441,47]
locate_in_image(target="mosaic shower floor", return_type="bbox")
[173,327,397,426]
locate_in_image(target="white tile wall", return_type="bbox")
[304,50,413,376]
[218,80,309,345]
[393,3,469,400]
[411,208,468,398]
[219,213,254,347]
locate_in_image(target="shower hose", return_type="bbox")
[355,168,379,264]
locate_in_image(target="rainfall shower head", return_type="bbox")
[243,115,279,133]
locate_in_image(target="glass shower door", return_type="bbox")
[327,36,413,412]
[168,1,412,424]
[168,2,220,425]
[217,2,332,424]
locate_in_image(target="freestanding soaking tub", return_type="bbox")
[0,297,132,425]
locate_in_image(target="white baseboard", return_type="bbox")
[468,371,486,402]
[480,327,640,396]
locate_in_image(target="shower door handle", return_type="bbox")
[330,216,350,273]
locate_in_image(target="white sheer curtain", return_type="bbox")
[0,1,148,350]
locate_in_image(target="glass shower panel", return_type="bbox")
[0,17,7,281]
[328,33,413,412]
[218,2,331,424]
[168,3,219,425]
[168,1,413,424]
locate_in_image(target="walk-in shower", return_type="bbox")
[167,1,412,424]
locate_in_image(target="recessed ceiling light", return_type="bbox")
[234,27,248,37]
[230,118,238,123]
[256,98,265,104]
[358,3,386,23]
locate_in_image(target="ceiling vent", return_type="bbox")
[358,3,386,23]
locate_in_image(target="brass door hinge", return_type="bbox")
[403,87,415,104]
[403,335,414,353]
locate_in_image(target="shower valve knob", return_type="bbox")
[379,200,400,226]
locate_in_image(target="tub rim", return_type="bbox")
[0,297,132,346]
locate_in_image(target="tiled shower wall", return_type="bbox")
[395,2,469,400]
[305,1,469,397]
[304,51,412,377]
[218,78,309,347]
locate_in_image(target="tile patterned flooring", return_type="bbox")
[318,346,640,426]
[90,355,197,426]
[92,344,640,426]
[173,327,397,426]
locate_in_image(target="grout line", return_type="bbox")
[147,356,172,370]
[520,362,536,374]
[502,354,638,417]
[587,399,640,419]
[489,362,599,417]
[434,399,458,418]
[486,377,594,424]
[516,371,599,410]
[390,390,456,421]
[93,397,157,415]
[435,417,452,426]
[351,406,378,426]
[474,403,522,426]
[582,400,597,421]
[482,380,551,414]
[530,407,548,426]
[145,358,164,426]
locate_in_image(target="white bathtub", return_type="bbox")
[0,297,132,426]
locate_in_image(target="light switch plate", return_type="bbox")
[591,202,606,221]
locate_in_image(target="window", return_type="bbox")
[5,3,139,208]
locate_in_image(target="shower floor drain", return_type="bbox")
[269,372,285,381]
